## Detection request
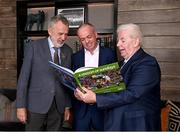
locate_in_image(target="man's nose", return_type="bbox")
[117,41,121,47]
[61,35,66,40]
[85,38,89,43]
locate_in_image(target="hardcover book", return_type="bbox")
[49,61,126,94]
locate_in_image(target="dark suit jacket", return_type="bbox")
[72,47,116,118]
[96,48,161,131]
[16,38,73,114]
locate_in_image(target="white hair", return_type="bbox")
[117,23,143,43]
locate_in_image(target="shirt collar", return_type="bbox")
[84,45,99,55]
[48,37,54,49]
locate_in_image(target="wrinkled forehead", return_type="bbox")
[78,26,95,37]
[118,30,132,39]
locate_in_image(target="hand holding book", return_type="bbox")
[74,87,96,104]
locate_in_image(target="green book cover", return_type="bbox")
[49,61,126,94]
[74,62,126,94]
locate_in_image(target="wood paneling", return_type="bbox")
[0,69,17,89]
[0,1,16,7]
[161,75,180,88]
[0,58,16,69]
[139,23,180,36]
[143,36,180,49]
[0,28,16,38]
[0,39,16,49]
[161,88,180,101]
[159,62,180,75]
[118,9,180,24]
[118,0,180,11]
[0,79,17,89]
[0,17,16,27]
[0,7,16,17]
[0,49,15,59]
[144,48,180,62]
[0,69,16,79]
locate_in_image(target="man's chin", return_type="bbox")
[57,43,64,48]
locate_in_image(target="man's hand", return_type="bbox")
[17,108,27,124]
[64,108,71,121]
[75,87,96,103]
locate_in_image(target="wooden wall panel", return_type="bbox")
[0,7,16,17]
[0,69,17,89]
[0,49,15,58]
[0,28,16,38]
[0,0,16,89]
[161,89,180,101]
[0,79,17,89]
[0,39,16,49]
[139,23,180,36]
[159,63,180,76]
[143,36,180,49]
[0,18,16,27]
[118,9,180,24]
[145,49,180,62]
[0,1,16,7]
[0,58,16,69]
[0,69,16,79]
[118,0,180,11]
[161,75,180,88]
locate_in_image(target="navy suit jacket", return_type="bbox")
[72,47,116,118]
[16,38,73,114]
[96,48,161,131]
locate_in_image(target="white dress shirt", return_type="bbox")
[84,45,99,68]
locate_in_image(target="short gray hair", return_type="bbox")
[48,14,69,28]
[77,23,96,35]
[117,23,143,43]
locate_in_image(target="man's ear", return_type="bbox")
[134,38,140,47]
[48,27,52,36]
[95,32,98,38]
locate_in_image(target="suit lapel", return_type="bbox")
[41,39,52,62]
[60,46,66,66]
[98,47,103,66]
[121,48,145,75]
[79,49,85,67]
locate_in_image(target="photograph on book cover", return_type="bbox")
[74,62,126,94]
[57,7,85,28]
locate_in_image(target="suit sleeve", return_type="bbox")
[96,58,161,109]
[16,43,33,108]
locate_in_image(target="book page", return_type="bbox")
[75,67,94,73]
[49,61,76,91]
[49,61,74,75]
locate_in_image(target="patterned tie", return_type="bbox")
[53,47,60,65]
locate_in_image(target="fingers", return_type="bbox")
[74,89,83,101]
[17,108,27,124]
[76,88,85,99]
[74,87,96,104]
